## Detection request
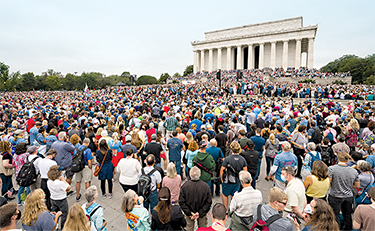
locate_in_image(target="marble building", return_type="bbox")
[191,17,318,72]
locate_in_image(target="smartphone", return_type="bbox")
[287,213,301,225]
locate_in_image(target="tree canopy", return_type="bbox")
[183,65,193,76]
[136,75,158,85]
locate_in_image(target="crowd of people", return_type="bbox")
[1,76,375,230]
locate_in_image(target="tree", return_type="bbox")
[136,75,158,85]
[173,72,181,78]
[364,75,375,85]
[62,73,78,90]
[46,75,61,90]
[159,73,170,83]
[0,62,21,91]
[20,72,36,91]
[183,65,194,76]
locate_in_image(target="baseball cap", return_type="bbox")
[246,139,254,147]
[151,134,157,140]
[199,140,208,148]
[27,146,38,154]
[125,135,132,142]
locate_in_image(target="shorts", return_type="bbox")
[75,166,93,183]
[63,166,74,179]
[222,182,240,197]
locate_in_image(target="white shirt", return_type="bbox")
[28,155,41,174]
[38,158,57,179]
[117,158,141,185]
[47,179,69,200]
[139,166,162,191]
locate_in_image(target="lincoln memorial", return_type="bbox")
[191,17,318,72]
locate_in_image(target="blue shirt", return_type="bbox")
[73,144,93,165]
[273,151,298,181]
[167,137,183,161]
[29,126,39,145]
[206,146,224,162]
[287,118,297,133]
[250,135,265,158]
[190,119,203,132]
[367,154,375,170]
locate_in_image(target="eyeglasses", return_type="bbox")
[278,201,287,206]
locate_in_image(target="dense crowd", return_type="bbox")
[1,80,375,231]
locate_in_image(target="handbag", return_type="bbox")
[94,150,108,177]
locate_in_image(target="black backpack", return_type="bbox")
[16,157,39,187]
[71,147,88,173]
[138,168,157,200]
[312,127,323,144]
[320,146,332,166]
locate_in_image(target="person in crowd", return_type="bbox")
[26,146,42,192]
[315,137,335,166]
[240,139,259,188]
[141,154,162,213]
[144,134,163,168]
[290,125,308,178]
[121,135,138,155]
[12,142,30,206]
[167,131,184,175]
[0,141,15,200]
[51,131,75,188]
[82,186,107,231]
[332,134,350,156]
[264,133,279,181]
[301,142,321,181]
[70,134,81,149]
[117,148,141,193]
[179,166,212,231]
[46,128,58,151]
[29,122,42,145]
[353,186,375,230]
[162,163,182,204]
[229,170,262,231]
[63,203,95,231]
[47,165,71,230]
[328,152,360,231]
[38,149,57,210]
[21,189,62,231]
[215,125,227,157]
[185,140,199,178]
[250,128,265,182]
[95,139,113,199]
[238,129,249,149]
[0,203,22,231]
[303,160,330,203]
[267,141,298,190]
[74,138,93,201]
[206,138,224,196]
[121,189,151,231]
[164,111,180,139]
[356,160,374,190]
[295,198,339,231]
[197,203,230,231]
[253,187,293,231]
[282,166,306,222]
[192,140,215,189]
[151,187,186,230]
[108,132,123,171]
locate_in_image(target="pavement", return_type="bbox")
[16,157,274,230]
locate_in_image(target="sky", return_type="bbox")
[1,0,374,79]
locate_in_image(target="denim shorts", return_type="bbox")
[222,182,241,197]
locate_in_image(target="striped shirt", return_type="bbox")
[230,186,262,217]
[328,164,359,198]
[163,117,179,131]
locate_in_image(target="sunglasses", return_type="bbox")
[278,201,287,206]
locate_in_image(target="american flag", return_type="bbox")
[84,83,91,97]
[4,188,14,197]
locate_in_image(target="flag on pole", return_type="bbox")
[84,83,91,97]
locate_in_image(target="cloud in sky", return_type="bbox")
[0,0,374,78]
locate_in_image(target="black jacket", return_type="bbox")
[179,179,212,218]
[151,205,186,231]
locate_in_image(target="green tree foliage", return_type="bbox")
[136,75,158,85]
[0,62,20,91]
[173,72,181,77]
[20,72,36,91]
[364,75,375,85]
[46,75,61,90]
[320,54,375,84]
[159,73,170,83]
[183,65,193,76]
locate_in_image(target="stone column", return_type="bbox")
[208,48,213,72]
[282,40,289,68]
[295,39,301,68]
[308,37,315,68]
[270,41,276,68]
[259,43,264,69]
[193,51,198,73]
[237,45,242,69]
[201,50,205,71]
[217,47,222,70]
[227,47,232,70]
[248,44,253,69]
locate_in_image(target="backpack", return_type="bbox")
[346,129,358,147]
[363,134,375,147]
[250,205,282,231]
[307,151,321,167]
[137,168,157,200]
[312,127,323,144]
[275,133,287,142]
[356,180,375,205]
[16,157,39,187]
[71,146,88,173]
[326,131,334,143]
[319,146,332,166]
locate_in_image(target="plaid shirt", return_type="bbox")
[163,117,179,131]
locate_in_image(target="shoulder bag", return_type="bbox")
[94,150,108,177]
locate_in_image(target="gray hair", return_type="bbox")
[357,160,372,172]
[239,170,252,184]
[84,185,98,209]
[189,166,201,181]
[58,132,67,140]
[83,138,90,144]
[281,141,291,151]
[307,142,316,151]
[209,139,217,147]
[121,189,136,213]
[149,123,154,128]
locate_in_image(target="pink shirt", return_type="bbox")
[162,175,182,202]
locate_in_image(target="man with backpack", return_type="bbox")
[332,134,350,156]
[252,187,293,231]
[73,138,93,201]
[139,154,161,213]
[26,146,41,192]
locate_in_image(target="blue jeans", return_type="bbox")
[254,157,262,181]
[266,157,274,175]
[171,160,181,176]
[0,174,12,196]
[209,180,221,196]
[144,189,158,213]
[18,186,30,203]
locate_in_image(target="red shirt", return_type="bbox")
[146,128,156,143]
[27,118,36,132]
